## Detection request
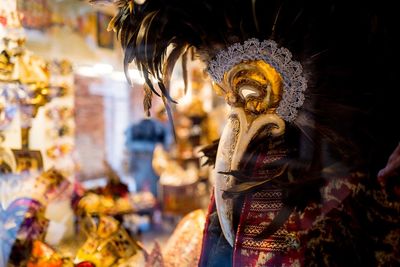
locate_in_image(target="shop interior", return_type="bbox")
[3,0,400,266]
[1,0,225,266]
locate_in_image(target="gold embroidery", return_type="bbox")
[253,190,282,199]
[250,201,283,212]
[241,229,300,252]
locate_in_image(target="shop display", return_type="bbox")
[75,215,144,267]
[152,145,207,215]
[162,209,206,267]
[1,37,49,173]
[0,169,150,266]
[0,84,25,132]
[2,198,48,266]
[137,209,206,267]
[0,168,70,266]
[0,146,15,174]
[173,66,218,162]
[27,240,72,267]
[147,61,217,216]
[153,145,198,187]
[76,161,155,216]
[130,191,157,211]
[144,242,163,267]
[0,35,75,175]
[125,117,171,197]
[16,0,52,30]
[2,0,398,265]
[1,1,78,265]
[77,192,132,216]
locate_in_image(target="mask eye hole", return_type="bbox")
[240,86,260,99]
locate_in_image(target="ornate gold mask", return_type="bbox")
[208,39,306,246]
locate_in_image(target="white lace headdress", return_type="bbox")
[207,38,307,122]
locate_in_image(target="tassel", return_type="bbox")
[143,83,152,117]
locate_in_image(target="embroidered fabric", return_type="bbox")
[207,38,307,122]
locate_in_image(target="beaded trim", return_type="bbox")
[207,38,307,122]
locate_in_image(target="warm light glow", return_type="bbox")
[93,63,114,75]
[75,66,98,77]
[109,69,146,84]
[128,69,146,84]
[76,64,114,77]
[134,0,147,4]
[77,64,158,85]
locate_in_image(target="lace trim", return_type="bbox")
[207,38,307,122]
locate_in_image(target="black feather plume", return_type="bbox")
[199,139,219,167]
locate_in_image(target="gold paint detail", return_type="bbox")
[241,229,300,252]
[222,114,239,189]
[216,60,283,116]
[207,38,307,121]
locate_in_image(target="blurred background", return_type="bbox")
[0,0,228,266]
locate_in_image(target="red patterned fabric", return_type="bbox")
[199,192,216,267]
[231,174,362,266]
[233,189,304,267]
[200,143,366,267]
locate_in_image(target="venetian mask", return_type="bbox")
[207,39,307,246]
[1,198,48,266]
[75,215,141,267]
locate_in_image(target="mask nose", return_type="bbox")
[213,107,285,247]
[211,60,286,246]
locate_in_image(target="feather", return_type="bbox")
[143,83,152,117]
[255,206,294,240]
[123,27,139,85]
[158,81,176,104]
[135,11,159,74]
[251,175,324,239]
[162,45,188,92]
[219,159,288,182]
[222,177,277,199]
[88,0,113,5]
[181,48,189,94]
[251,0,259,33]
[161,95,176,142]
[143,70,160,97]
[221,164,288,199]
[270,2,283,39]
[199,139,219,167]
